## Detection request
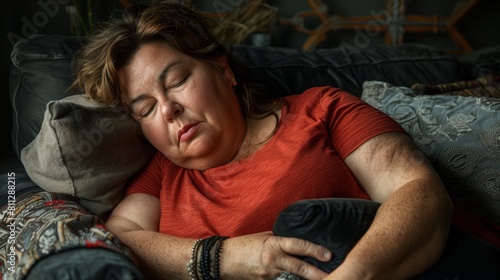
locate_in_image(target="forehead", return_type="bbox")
[118,42,187,93]
[129,41,184,69]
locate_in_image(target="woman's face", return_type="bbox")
[118,41,246,170]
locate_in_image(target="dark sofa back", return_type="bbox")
[458,45,500,78]
[9,35,467,158]
[229,44,466,98]
[10,35,87,158]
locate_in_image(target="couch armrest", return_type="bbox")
[0,191,143,279]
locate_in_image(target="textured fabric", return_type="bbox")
[459,45,500,78]
[229,43,464,98]
[0,192,139,279]
[411,74,500,98]
[9,35,87,157]
[20,95,155,216]
[273,198,381,272]
[26,249,144,280]
[362,81,500,245]
[125,87,406,238]
[273,198,500,278]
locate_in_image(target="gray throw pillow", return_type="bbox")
[361,81,500,224]
[20,95,155,216]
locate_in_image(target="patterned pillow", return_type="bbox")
[0,192,143,279]
[361,81,500,224]
[411,74,500,98]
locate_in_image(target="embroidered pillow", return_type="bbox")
[362,81,500,224]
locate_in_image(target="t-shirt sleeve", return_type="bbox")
[318,86,407,159]
[125,151,164,198]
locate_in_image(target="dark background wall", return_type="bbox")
[268,0,500,52]
[1,0,123,161]
[1,0,499,161]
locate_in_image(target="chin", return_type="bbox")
[175,159,214,171]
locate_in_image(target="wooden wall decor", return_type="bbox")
[279,0,479,53]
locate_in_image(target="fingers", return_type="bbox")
[277,236,332,262]
[219,233,332,279]
[275,254,329,280]
[272,237,332,279]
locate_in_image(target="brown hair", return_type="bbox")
[70,2,282,120]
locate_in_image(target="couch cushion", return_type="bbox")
[20,94,155,216]
[230,43,466,98]
[10,35,87,157]
[361,81,500,224]
[273,198,380,272]
[459,46,500,78]
[273,198,500,278]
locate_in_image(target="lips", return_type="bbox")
[178,123,200,142]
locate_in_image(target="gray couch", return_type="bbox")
[1,34,499,279]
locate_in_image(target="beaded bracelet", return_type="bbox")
[213,236,229,279]
[200,236,219,279]
[187,238,202,280]
[207,236,228,280]
[187,236,229,280]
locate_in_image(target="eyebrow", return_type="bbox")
[157,61,183,84]
[128,61,184,108]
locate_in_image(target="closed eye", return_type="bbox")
[172,75,189,88]
[129,97,156,119]
[140,102,156,118]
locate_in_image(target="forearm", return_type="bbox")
[328,178,453,279]
[115,229,331,280]
[107,218,194,280]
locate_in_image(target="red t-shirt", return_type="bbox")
[126,87,406,238]
[125,86,499,246]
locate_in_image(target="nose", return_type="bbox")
[160,100,183,123]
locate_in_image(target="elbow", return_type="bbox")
[105,218,121,234]
[105,215,143,236]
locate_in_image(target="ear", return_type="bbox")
[215,56,237,87]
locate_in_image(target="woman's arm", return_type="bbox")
[106,193,195,279]
[107,193,332,280]
[329,132,453,279]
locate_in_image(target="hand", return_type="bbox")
[220,231,332,280]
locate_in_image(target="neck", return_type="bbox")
[227,118,253,163]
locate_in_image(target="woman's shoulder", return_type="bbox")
[283,86,361,111]
[285,86,356,100]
